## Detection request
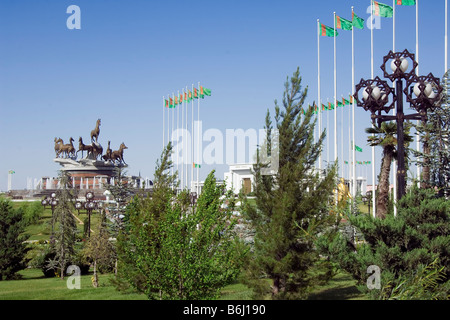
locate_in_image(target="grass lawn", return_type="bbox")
[0,268,364,300]
[2,199,366,301]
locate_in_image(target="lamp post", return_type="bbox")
[354,49,442,201]
[41,192,58,237]
[84,191,97,238]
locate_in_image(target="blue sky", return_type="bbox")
[0,0,448,191]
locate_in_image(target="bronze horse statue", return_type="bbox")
[60,137,76,158]
[77,137,93,158]
[90,119,101,143]
[102,141,112,161]
[111,142,128,165]
[54,137,63,158]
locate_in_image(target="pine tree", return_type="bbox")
[49,171,78,279]
[241,68,338,299]
[413,71,450,196]
[320,187,450,299]
[0,198,30,280]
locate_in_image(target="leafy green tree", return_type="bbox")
[241,68,338,300]
[83,212,116,287]
[115,144,243,299]
[0,198,30,280]
[365,122,413,219]
[319,187,450,300]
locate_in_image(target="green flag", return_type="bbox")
[352,12,365,29]
[320,24,338,37]
[396,0,416,5]
[355,145,363,152]
[193,163,201,168]
[201,86,212,96]
[336,15,353,30]
[373,1,393,18]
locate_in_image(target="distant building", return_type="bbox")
[223,164,254,195]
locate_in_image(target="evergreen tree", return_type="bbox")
[0,198,30,280]
[413,72,450,196]
[48,171,78,279]
[319,187,450,299]
[241,68,338,299]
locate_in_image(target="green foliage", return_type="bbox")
[49,171,79,279]
[320,187,450,299]
[241,68,338,300]
[20,201,44,226]
[83,214,116,274]
[0,198,30,280]
[114,144,245,300]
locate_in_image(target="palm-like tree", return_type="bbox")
[365,122,413,219]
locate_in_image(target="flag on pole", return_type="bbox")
[396,0,416,5]
[373,1,393,18]
[349,94,354,104]
[200,86,212,97]
[352,12,365,29]
[343,97,350,105]
[194,88,199,99]
[328,102,335,110]
[336,15,353,30]
[8,170,15,174]
[193,163,201,168]
[320,24,338,37]
[355,145,363,152]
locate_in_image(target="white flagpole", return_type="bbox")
[167,93,170,151]
[371,0,376,217]
[176,90,182,190]
[352,7,356,201]
[163,96,165,149]
[416,0,421,188]
[318,19,322,173]
[334,12,338,168]
[191,84,194,192]
[393,0,398,216]
[181,89,184,190]
[446,0,448,73]
[172,92,175,184]
[327,99,330,166]
[197,82,201,195]
[185,87,188,190]
[341,97,344,178]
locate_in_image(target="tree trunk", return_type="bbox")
[93,260,98,288]
[422,132,430,189]
[376,147,394,219]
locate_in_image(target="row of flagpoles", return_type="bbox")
[162,84,211,194]
[316,0,448,216]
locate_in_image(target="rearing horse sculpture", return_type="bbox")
[90,119,101,143]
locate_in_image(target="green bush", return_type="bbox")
[319,187,450,300]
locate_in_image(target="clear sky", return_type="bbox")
[0,0,448,191]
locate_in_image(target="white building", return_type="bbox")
[223,164,254,195]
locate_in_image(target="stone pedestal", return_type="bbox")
[54,158,127,190]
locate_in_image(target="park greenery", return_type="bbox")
[0,67,449,300]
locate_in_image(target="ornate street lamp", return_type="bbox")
[354,49,442,200]
[84,191,97,238]
[41,192,58,236]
